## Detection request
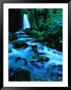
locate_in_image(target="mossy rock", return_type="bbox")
[38,56,49,62]
[13,40,28,49]
[9,68,31,81]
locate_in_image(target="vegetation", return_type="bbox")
[9,9,62,51]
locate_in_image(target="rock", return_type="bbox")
[15,57,28,65]
[30,60,35,64]
[31,45,38,54]
[13,40,28,49]
[57,65,62,71]
[16,57,22,61]
[57,71,62,77]
[9,68,31,81]
[45,64,62,81]
[31,45,37,49]
[14,30,29,38]
[8,44,13,53]
[9,49,12,53]
[38,56,49,63]
[32,61,41,68]
[44,57,49,62]
[22,58,28,65]
[37,52,45,56]
[9,68,14,80]
[38,44,44,50]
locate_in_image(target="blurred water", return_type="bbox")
[9,35,63,81]
[23,14,30,30]
[9,14,63,81]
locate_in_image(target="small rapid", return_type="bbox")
[9,14,63,81]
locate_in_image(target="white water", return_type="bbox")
[23,14,30,30]
[9,39,63,81]
[9,37,62,69]
[9,14,63,81]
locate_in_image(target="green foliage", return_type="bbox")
[21,9,62,51]
[10,8,63,51]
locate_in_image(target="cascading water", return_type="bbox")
[23,14,30,30]
[9,14,63,81]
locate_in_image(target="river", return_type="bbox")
[8,14,63,81]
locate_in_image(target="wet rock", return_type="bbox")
[32,45,37,50]
[37,52,45,56]
[31,45,38,54]
[30,60,35,64]
[14,30,25,38]
[32,61,42,68]
[57,65,62,71]
[44,57,49,62]
[16,57,22,61]
[8,49,12,53]
[13,40,28,49]
[38,56,49,63]
[9,68,14,80]
[38,44,44,50]
[45,64,62,81]
[9,68,31,81]
[8,44,13,53]
[22,58,28,65]
[15,57,28,65]
[57,72,62,77]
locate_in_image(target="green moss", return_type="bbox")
[13,40,28,49]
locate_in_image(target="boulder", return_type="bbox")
[9,68,31,81]
[12,40,28,49]
[15,57,22,61]
[31,45,38,54]
[38,56,49,63]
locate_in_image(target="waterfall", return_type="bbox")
[23,14,30,30]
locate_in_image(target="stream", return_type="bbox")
[8,14,63,81]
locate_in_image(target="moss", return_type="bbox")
[13,40,28,49]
